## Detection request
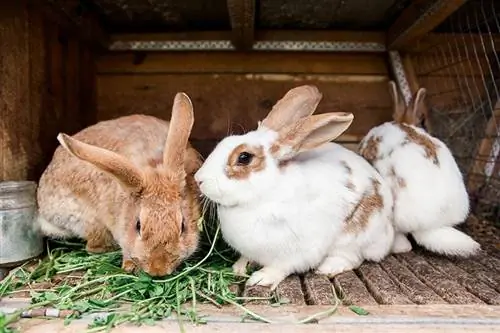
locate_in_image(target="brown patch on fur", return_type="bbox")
[341,161,355,191]
[344,178,384,234]
[360,136,381,163]
[225,144,266,180]
[388,166,406,188]
[397,123,439,165]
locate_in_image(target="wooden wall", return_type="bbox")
[0,2,97,181]
[97,52,393,156]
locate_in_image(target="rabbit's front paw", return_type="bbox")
[246,267,286,290]
[232,256,249,276]
[315,255,357,278]
[392,233,412,253]
[122,257,138,274]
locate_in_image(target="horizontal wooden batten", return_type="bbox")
[109,30,386,44]
[97,73,392,142]
[97,52,388,75]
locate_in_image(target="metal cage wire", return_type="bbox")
[411,0,500,226]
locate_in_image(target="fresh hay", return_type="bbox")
[0,217,258,332]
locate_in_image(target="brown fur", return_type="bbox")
[343,178,384,234]
[360,136,381,163]
[341,161,355,191]
[397,123,439,165]
[388,81,439,165]
[225,144,266,180]
[38,94,202,277]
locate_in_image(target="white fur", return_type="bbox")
[359,122,480,257]
[195,129,395,290]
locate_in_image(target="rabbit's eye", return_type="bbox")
[237,152,253,165]
[135,218,141,235]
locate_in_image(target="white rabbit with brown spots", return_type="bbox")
[359,81,479,257]
[194,86,395,290]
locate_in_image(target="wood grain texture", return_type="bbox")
[396,252,484,304]
[303,274,336,305]
[379,256,444,304]
[97,74,392,141]
[333,271,377,305]
[356,262,413,304]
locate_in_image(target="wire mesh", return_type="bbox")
[411,0,500,226]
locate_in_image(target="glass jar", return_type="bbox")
[0,181,43,266]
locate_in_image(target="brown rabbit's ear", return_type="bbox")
[57,133,143,191]
[259,85,323,131]
[163,92,195,175]
[407,87,427,125]
[271,112,354,160]
[388,81,406,123]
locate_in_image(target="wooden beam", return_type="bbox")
[35,0,109,49]
[387,0,469,51]
[226,0,256,51]
[109,30,386,44]
[97,52,388,75]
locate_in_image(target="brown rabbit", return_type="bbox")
[37,93,203,276]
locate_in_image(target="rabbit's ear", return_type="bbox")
[259,85,323,131]
[163,92,195,176]
[271,112,354,160]
[407,87,427,125]
[388,81,406,123]
[57,133,143,192]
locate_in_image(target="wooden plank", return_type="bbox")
[303,274,336,305]
[356,262,413,304]
[379,256,444,304]
[80,44,97,127]
[242,285,273,305]
[0,3,34,180]
[451,256,500,293]
[97,52,389,75]
[226,0,255,51]
[275,275,305,305]
[425,255,500,305]
[64,37,81,135]
[396,252,484,304]
[97,74,392,141]
[110,30,386,44]
[35,0,109,49]
[388,0,469,50]
[333,271,377,306]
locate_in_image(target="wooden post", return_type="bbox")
[226,0,255,51]
[0,2,45,181]
[387,0,469,51]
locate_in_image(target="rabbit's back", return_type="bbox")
[360,122,469,231]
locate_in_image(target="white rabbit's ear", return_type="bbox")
[271,112,354,160]
[407,87,427,125]
[163,92,195,178]
[389,81,406,123]
[259,85,323,131]
[57,133,143,192]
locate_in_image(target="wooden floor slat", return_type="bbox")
[379,256,444,304]
[356,262,413,304]
[276,276,305,305]
[452,257,500,293]
[425,255,500,305]
[242,286,273,305]
[333,271,377,305]
[396,252,484,304]
[303,274,336,305]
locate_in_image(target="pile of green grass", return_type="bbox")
[0,219,259,332]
